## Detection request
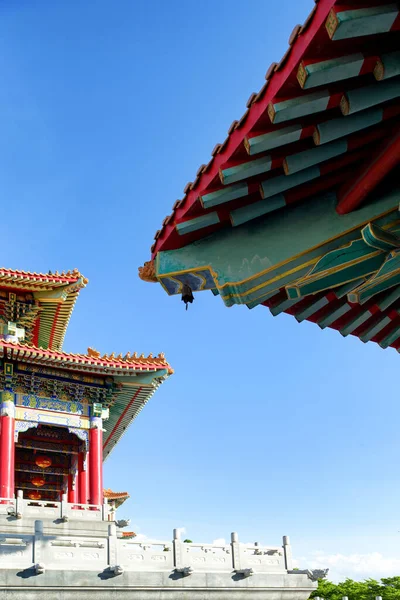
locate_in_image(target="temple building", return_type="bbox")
[0,267,172,508]
[140,0,400,352]
[0,266,317,598]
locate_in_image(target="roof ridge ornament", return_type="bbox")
[138,260,157,283]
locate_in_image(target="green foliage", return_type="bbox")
[183,539,193,544]
[310,576,400,599]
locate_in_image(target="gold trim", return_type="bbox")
[220,257,317,302]
[157,210,400,299]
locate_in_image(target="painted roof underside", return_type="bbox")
[0,341,171,458]
[147,0,400,256]
[142,0,400,352]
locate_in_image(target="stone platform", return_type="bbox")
[0,498,318,599]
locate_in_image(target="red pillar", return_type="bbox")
[0,393,15,500]
[78,452,89,504]
[89,418,103,506]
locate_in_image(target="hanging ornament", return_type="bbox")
[35,455,52,469]
[28,491,42,500]
[31,476,46,488]
[181,284,194,310]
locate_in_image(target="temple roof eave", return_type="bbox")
[142,0,400,259]
[0,341,173,376]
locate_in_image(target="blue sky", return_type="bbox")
[1,0,399,581]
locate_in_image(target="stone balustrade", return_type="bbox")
[0,517,297,577]
[0,492,110,521]
[0,514,319,599]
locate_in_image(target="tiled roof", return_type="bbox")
[0,267,88,289]
[104,489,130,509]
[0,266,88,352]
[103,489,130,500]
[122,531,137,538]
[144,0,400,259]
[0,340,173,375]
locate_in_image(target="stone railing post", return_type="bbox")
[283,535,293,570]
[376,597,383,600]
[231,532,241,570]
[34,520,43,565]
[102,498,108,521]
[60,493,67,520]
[108,522,118,567]
[16,490,23,518]
[173,528,183,568]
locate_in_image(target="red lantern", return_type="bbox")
[31,476,45,488]
[35,456,52,469]
[29,491,42,500]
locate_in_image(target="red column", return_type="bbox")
[89,418,103,506]
[0,393,15,500]
[78,452,89,504]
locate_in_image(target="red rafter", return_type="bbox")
[336,127,400,215]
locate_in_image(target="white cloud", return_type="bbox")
[299,551,400,583]
[212,538,227,546]
[133,533,148,542]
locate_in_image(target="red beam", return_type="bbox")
[336,127,400,215]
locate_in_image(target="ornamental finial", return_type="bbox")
[87,347,101,358]
[138,260,157,283]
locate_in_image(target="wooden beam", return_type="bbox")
[374,50,400,81]
[262,147,370,199]
[220,155,272,185]
[176,212,220,236]
[325,4,399,41]
[245,123,304,156]
[231,167,351,227]
[297,53,373,90]
[268,89,331,124]
[314,107,382,146]
[296,279,364,323]
[341,284,400,337]
[200,183,248,209]
[261,166,321,199]
[318,302,352,329]
[230,194,286,227]
[380,323,400,348]
[347,250,400,304]
[287,126,386,176]
[359,315,393,342]
[358,286,400,343]
[336,127,400,214]
[284,138,347,175]
[340,78,400,116]
[286,236,386,300]
[269,296,302,317]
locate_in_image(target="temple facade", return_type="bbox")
[140,0,400,352]
[0,267,172,507]
[0,267,317,598]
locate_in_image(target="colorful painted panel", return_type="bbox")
[15,407,89,430]
[16,394,87,416]
[16,363,104,385]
